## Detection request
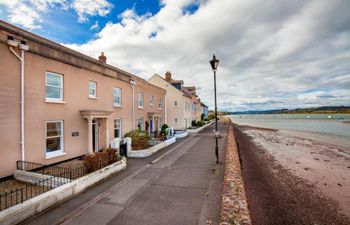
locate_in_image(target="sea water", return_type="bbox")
[228,114,350,142]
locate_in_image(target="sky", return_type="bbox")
[1,0,350,112]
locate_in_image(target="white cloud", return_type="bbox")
[64,0,350,111]
[0,0,113,29]
[71,0,113,22]
[89,21,99,30]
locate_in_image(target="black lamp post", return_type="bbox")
[210,54,219,164]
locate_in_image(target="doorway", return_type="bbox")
[92,119,99,152]
[149,116,153,135]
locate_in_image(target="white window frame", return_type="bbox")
[89,81,97,98]
[150,95,154,106]
[138,92,144,108]
[113,87,122,106]
[138,117,144,130]
[114,118,122,138]
[45,120,65,159]
[45,72,63,102]
[159,98,162,109]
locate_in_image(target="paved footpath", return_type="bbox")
[21,122,227,225]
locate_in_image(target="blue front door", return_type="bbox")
[149,117,153,134]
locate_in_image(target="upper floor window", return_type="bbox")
[46,72,63,101]
[138,92,144,108]
[114,87,121,106]
[89,81,97,98]
[159,98,162,109]
[174,101,178,107]
[150,96,154,106]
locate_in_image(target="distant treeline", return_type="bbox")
[227,106,350,114]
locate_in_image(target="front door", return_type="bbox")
[149,117,153,135]
[92,119,99,152]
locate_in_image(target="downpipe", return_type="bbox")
[9,44,28,162]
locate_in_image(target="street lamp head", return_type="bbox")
[210,54,219,71]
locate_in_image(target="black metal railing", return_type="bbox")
[0,170,71,211]
[16,161,85,179]
[0,157,117,211]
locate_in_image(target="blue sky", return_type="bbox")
[1,0,350,111]
[0,0,164,44]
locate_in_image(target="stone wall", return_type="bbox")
[220,124,251,225]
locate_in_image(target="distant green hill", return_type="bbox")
[228,106,350,114]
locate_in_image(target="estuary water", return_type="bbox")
[228,114,350,147]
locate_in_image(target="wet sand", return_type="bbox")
[235,124,350,225]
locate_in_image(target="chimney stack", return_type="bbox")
[98,52,107,64]
[165,71,172,82]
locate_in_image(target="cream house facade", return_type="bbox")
[0,21,165,178]
[148,73,192,130]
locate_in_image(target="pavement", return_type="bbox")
[20,121,228,225]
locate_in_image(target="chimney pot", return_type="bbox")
[165,71,172,82]
[98,52,107,63]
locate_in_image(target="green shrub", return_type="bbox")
[208,114,216,120]
[125,130,150,150]
[196,120,206,127]
[161,124,169,136]
[191,120,197,126]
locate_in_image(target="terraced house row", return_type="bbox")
[0,21,208,178]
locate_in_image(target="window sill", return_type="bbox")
[45,99,66,104]
[138,106,144,109]
[88,96,99,100]
[45,151,66,159]
[113,105,123,108]
[158,108,162,110]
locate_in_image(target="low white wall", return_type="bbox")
[187,121,214,134]
[128,137,176,158]
[0,158,127,225]
[164,137,176,146]
[174,131,188,139]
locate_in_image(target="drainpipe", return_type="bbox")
[130,79,135,129]
[8,39,30,162]
[164,91,167,124]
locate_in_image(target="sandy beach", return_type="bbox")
[235,124,350,225]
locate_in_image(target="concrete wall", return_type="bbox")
[127,137,176,158]
[0,21,165,178]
